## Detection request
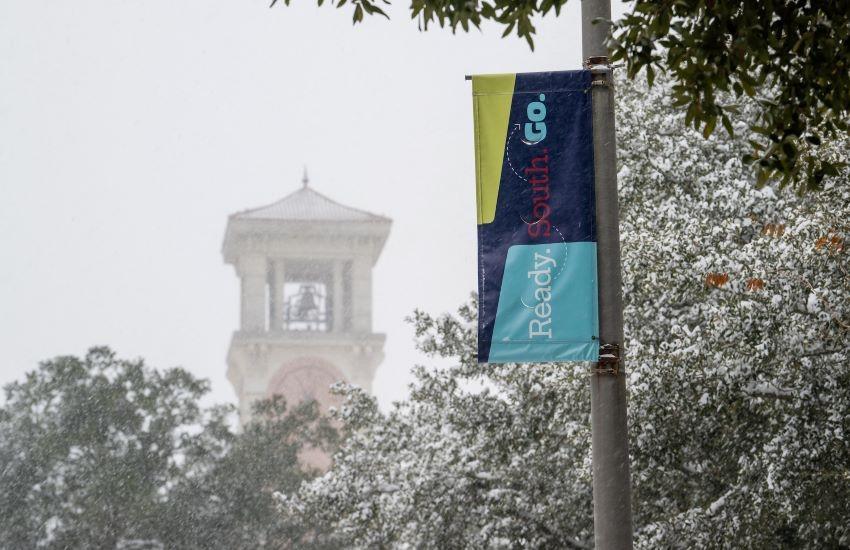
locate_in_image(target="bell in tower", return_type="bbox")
[222,172,391,426]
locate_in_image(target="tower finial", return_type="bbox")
[302,166,309,189]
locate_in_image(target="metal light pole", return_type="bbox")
[581,0,634,548]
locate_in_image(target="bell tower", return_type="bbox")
[222,173,391,424]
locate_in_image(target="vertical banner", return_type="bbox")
[472,71,598,364]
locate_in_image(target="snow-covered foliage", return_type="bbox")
[619,75,850,548]
[0,347,224,548]
[280,75,850,548]
[0,348,336,549]
[278,301,595,548]
[278,302,595,548]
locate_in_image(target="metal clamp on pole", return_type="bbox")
[584,55,610,70]
[584,55,611,86]
[584,56,616,87]
[595,343,620,374]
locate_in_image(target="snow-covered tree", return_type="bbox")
[279,75,850,548]
[619,74,850,548]
[0,348,336,549]
[163,395,339,549]
[278,302,596,548]
[0,347,224,548]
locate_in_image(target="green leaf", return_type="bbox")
[685,102,697,126]
[756,167,770,188]
[702,116,717,139]
[671,95,690,107]
[721,115,734,137]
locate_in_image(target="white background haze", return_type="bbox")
[0,0,627,408]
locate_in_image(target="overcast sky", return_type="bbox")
[0,0,628,408]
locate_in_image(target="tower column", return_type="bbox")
[272,259,286,331]
[351,256,371,332]
[238,254,267,332]
[333,259,345,332]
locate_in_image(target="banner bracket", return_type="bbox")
[595,343,620,374]
[583,56,623,87]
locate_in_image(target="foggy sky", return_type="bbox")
[0,0,628,408]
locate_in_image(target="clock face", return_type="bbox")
[267,358,345,411]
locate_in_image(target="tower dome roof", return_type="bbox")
[232,185,389,223]
[222,178,391,266]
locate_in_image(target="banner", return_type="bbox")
[472,71,598,364]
